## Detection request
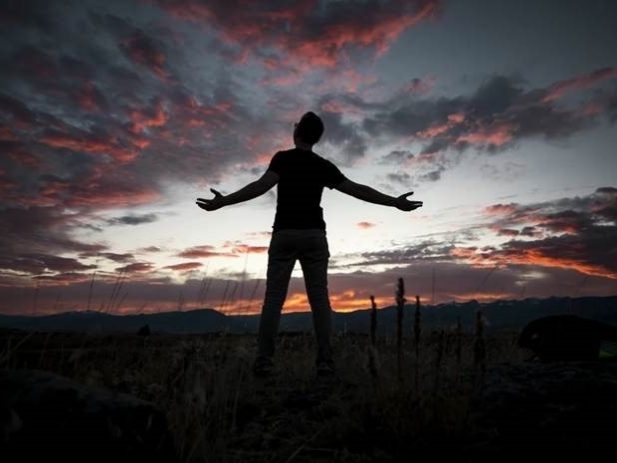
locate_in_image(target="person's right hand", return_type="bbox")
[394,192,423,211]
[196,188,227,211]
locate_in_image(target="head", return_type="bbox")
[293,111,324,147]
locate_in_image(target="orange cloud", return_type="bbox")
[450,246,617,280]
[357,221,376,229]
[444,291,514,303]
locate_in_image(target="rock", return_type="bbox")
[0,369,178,462]
[518,315,617,361]
[468,362,617,462]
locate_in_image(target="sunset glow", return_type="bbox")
[1,0,616,315]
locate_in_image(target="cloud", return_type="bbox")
[357,221,377,229]
[541,67,617,103]
[164,262,203,271]
[106,213,159,226]
[228,244,269,254]
[156,0,440,70]
[0,253,96,275]
[177,245,238,259]
[452,187,617,279]
[97,252,135,263]
[386,172,411,184]
[119,30,168,79]
[116,262,154,273]
[39,130,140,163]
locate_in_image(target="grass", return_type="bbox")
[1,325,527,462]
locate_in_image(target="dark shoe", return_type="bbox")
[252,357,274,377]
[316,360,336,377]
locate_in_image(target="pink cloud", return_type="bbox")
[541,67,617,103]
[177,245,238,259]
[116,262,154,273]
[40,131,140,163]
[165,262,203,271]
[157,0,440,70]
[456,121,517,147]
[357,221,377,229]
[129,100,169,134]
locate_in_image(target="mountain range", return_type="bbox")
[1,295,616,335]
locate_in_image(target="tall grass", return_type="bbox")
[1,277,528,462]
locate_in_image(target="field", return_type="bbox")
[1,326,528,462]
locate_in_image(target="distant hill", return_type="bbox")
[0,295,616,335]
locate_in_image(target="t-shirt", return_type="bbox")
[267,148,347,231]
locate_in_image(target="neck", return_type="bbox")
[295,142,313,151]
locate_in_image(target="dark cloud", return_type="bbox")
[98,252,135,263]
[317,69,616,182]
[116,262,154,273]
[164,262,203,271]
[418,165,445,182]
[379,149,415,165]
[106,213,158,226]
[119,30,168,79]
[0,253,96,275]
[319,111,368,161]
[386,171,412,185]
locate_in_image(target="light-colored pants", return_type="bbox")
[256,229,333,364]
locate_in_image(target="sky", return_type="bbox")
[1,0,616,316]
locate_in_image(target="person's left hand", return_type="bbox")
[196,188,227,211]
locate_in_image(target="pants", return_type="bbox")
[256,228,333,364]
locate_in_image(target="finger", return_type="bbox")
[400,191,414,199]
[210,188,221,197]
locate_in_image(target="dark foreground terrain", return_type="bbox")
[2,329,617,462]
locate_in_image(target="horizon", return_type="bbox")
[4,293,617,319]
[1,0,616,316]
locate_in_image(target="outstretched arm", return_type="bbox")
[335,179,423,211]
[196,171,279,211]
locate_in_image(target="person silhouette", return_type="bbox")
[196,111,423,377]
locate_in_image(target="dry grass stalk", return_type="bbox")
[413,294,422,393]
[395,278,406,381]
[473,309,486,387]
[369,295,377,347]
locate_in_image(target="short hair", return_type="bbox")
[295,111,324,145]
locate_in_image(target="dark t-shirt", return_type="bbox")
[267,148,346,231]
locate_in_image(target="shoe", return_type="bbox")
[316,360,336,377]
[252,357,274,377]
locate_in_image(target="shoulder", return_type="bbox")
[314,152,341,170]
[271,149,295,161]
